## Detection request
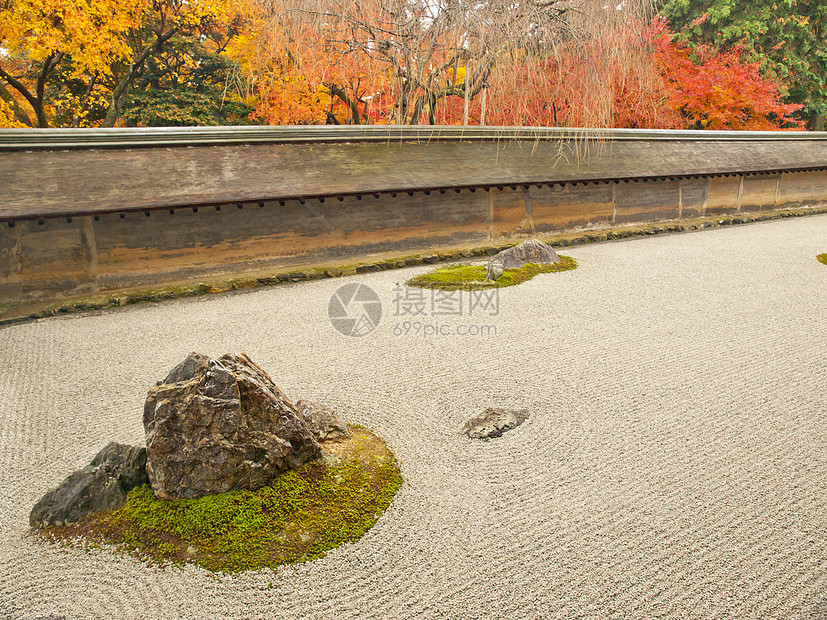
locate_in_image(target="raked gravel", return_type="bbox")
[1,215,826,619]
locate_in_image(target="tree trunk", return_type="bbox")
[71,75,98,128]
[0,82,33,126]
[480,88,487,126]
[0,53,61,128]
[463,69,470,126]
[103,28,177,127]
[328,84,362,124]
[810,114,825,131]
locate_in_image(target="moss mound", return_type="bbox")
[817,253,827,266]
[43,427,402,573]
[407,256,577,290]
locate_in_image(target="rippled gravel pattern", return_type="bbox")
[1,215,826,619]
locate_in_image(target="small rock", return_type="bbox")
[493,239,559,269]
[296,400,351,442]
[30,443,148,528]
[232,279,258,289]
[204,282,232,294]
[323,454,343,468]
[355,264,380,274]
[485,259,504,281]
[462,408,529,439]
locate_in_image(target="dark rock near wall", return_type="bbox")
[30,443,148,528]
[493,240,560,269]
[143,352,321,500]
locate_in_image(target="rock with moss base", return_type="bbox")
[493,239,560,269]
[296,400,351,442]
[463,408,530,439]
[30,442,148,528]
[144,352,321,500]
[485,259,504,281]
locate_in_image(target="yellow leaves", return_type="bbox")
[169,0,232,30]
[0,0,144,76]
[255,65,333,124]
[225,34,254,61]
[224,33,256,75]
[453,66,467,86]
[50,86,108,126]
[1,0,232,79]
[0,98,26,127]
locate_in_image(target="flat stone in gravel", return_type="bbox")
[462,407,529,439]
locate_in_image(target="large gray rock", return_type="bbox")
[296,400,351,442]
[144,352,322,500]
[30,442,148,528]
[462,408,529,439]
[493,239,560,269]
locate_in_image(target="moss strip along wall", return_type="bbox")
[1,127,826,304]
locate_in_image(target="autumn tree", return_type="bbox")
[660,0,827,129]
[0,0,143,126]
[250,0,661,127]
[650,19,803,130]
[100,0,240,127]
[119,30,255,126]
[0,0,238,127]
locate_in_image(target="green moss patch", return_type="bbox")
[43,427,402,573]
[818,253,827,266]
[407,256,577,290]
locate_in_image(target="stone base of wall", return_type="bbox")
[3,201,826,326]
[2,170,827,319]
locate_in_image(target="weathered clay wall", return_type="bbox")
[2,170,826,304]
[3,131,827,221]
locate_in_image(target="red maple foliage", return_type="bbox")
[648,17,804,130]
[251,16,803,130]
